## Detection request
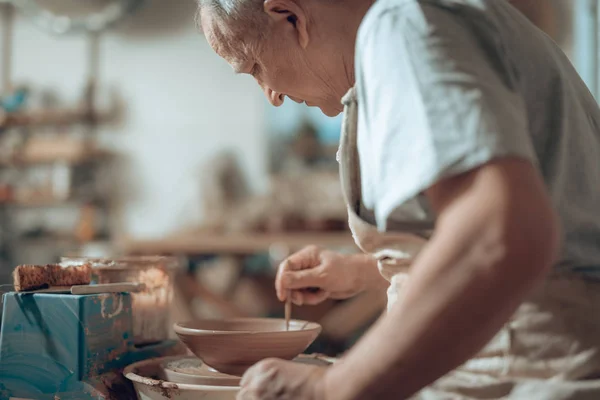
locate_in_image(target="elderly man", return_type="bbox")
[197,0,600,399]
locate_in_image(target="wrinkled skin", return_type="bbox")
[199,0,365,116]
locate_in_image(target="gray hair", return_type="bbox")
[195,0,267,32]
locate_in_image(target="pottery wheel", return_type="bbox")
[161,357,241,386]
[160,355,334,386]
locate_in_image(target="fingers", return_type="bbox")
[238,358,284,400]
[241,358,278,387]
[288,288,330,306]
[290,290,303,305]
[275,246,321,301]
[285,245,321,271]
[275,262,288,301]
[277,267,327,302]
[238,358,326,400]
[300,289,330,306]
[283,268,325,290]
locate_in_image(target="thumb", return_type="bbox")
[300,289,330,306]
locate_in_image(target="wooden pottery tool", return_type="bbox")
[285,290,292,331]
[18,282,145,295]
[71,282,145,295]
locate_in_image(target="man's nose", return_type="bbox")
[264,87,284,107]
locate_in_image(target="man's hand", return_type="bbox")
[237,358,327,400]
[275,246,386,306]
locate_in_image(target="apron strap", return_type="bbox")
[339,87,362,214]
[339,87,433,235]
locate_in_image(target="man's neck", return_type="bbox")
[317,0,377,100]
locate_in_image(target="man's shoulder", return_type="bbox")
[357,0,415,40]
[357,0,490,45]
[357,0,445,53]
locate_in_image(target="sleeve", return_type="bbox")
[356,4,537,228]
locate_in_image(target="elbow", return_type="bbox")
[520,196,562,278]
[430,158,563,284]
[489,199,562,283]
[536,208,562,276]
[542,208,562,272]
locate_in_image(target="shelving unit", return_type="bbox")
[0,3,117,269]
[0,146,114,265]
[0,106,113,129]
[0,2,14,281]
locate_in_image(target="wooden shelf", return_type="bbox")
[0,198,99,208]
[0,149,112,167]
[14,236,109,246]
[0,107,114,129]
[124,231,357,256]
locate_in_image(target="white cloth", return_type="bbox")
[354,0,600,276]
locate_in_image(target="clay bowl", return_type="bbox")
[173,318,322,376]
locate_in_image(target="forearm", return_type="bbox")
[323,164,559,400]
[326,237,541,399]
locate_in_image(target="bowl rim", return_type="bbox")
[173,317,322,336]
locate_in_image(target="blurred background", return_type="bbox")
[0,0,598,356]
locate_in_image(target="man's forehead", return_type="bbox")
[202,12,251,72]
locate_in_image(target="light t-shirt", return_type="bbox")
[354,0,600,272]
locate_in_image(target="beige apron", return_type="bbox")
[338,87,600,399]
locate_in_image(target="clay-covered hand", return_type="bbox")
[237,358,327,400]
[275,245,383,306]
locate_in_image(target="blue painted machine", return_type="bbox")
[0,292,183,399]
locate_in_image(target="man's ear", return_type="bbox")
[264,0,309,48]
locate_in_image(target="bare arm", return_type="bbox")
[322,158,561,399]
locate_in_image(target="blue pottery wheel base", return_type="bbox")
[0,292,185,399]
